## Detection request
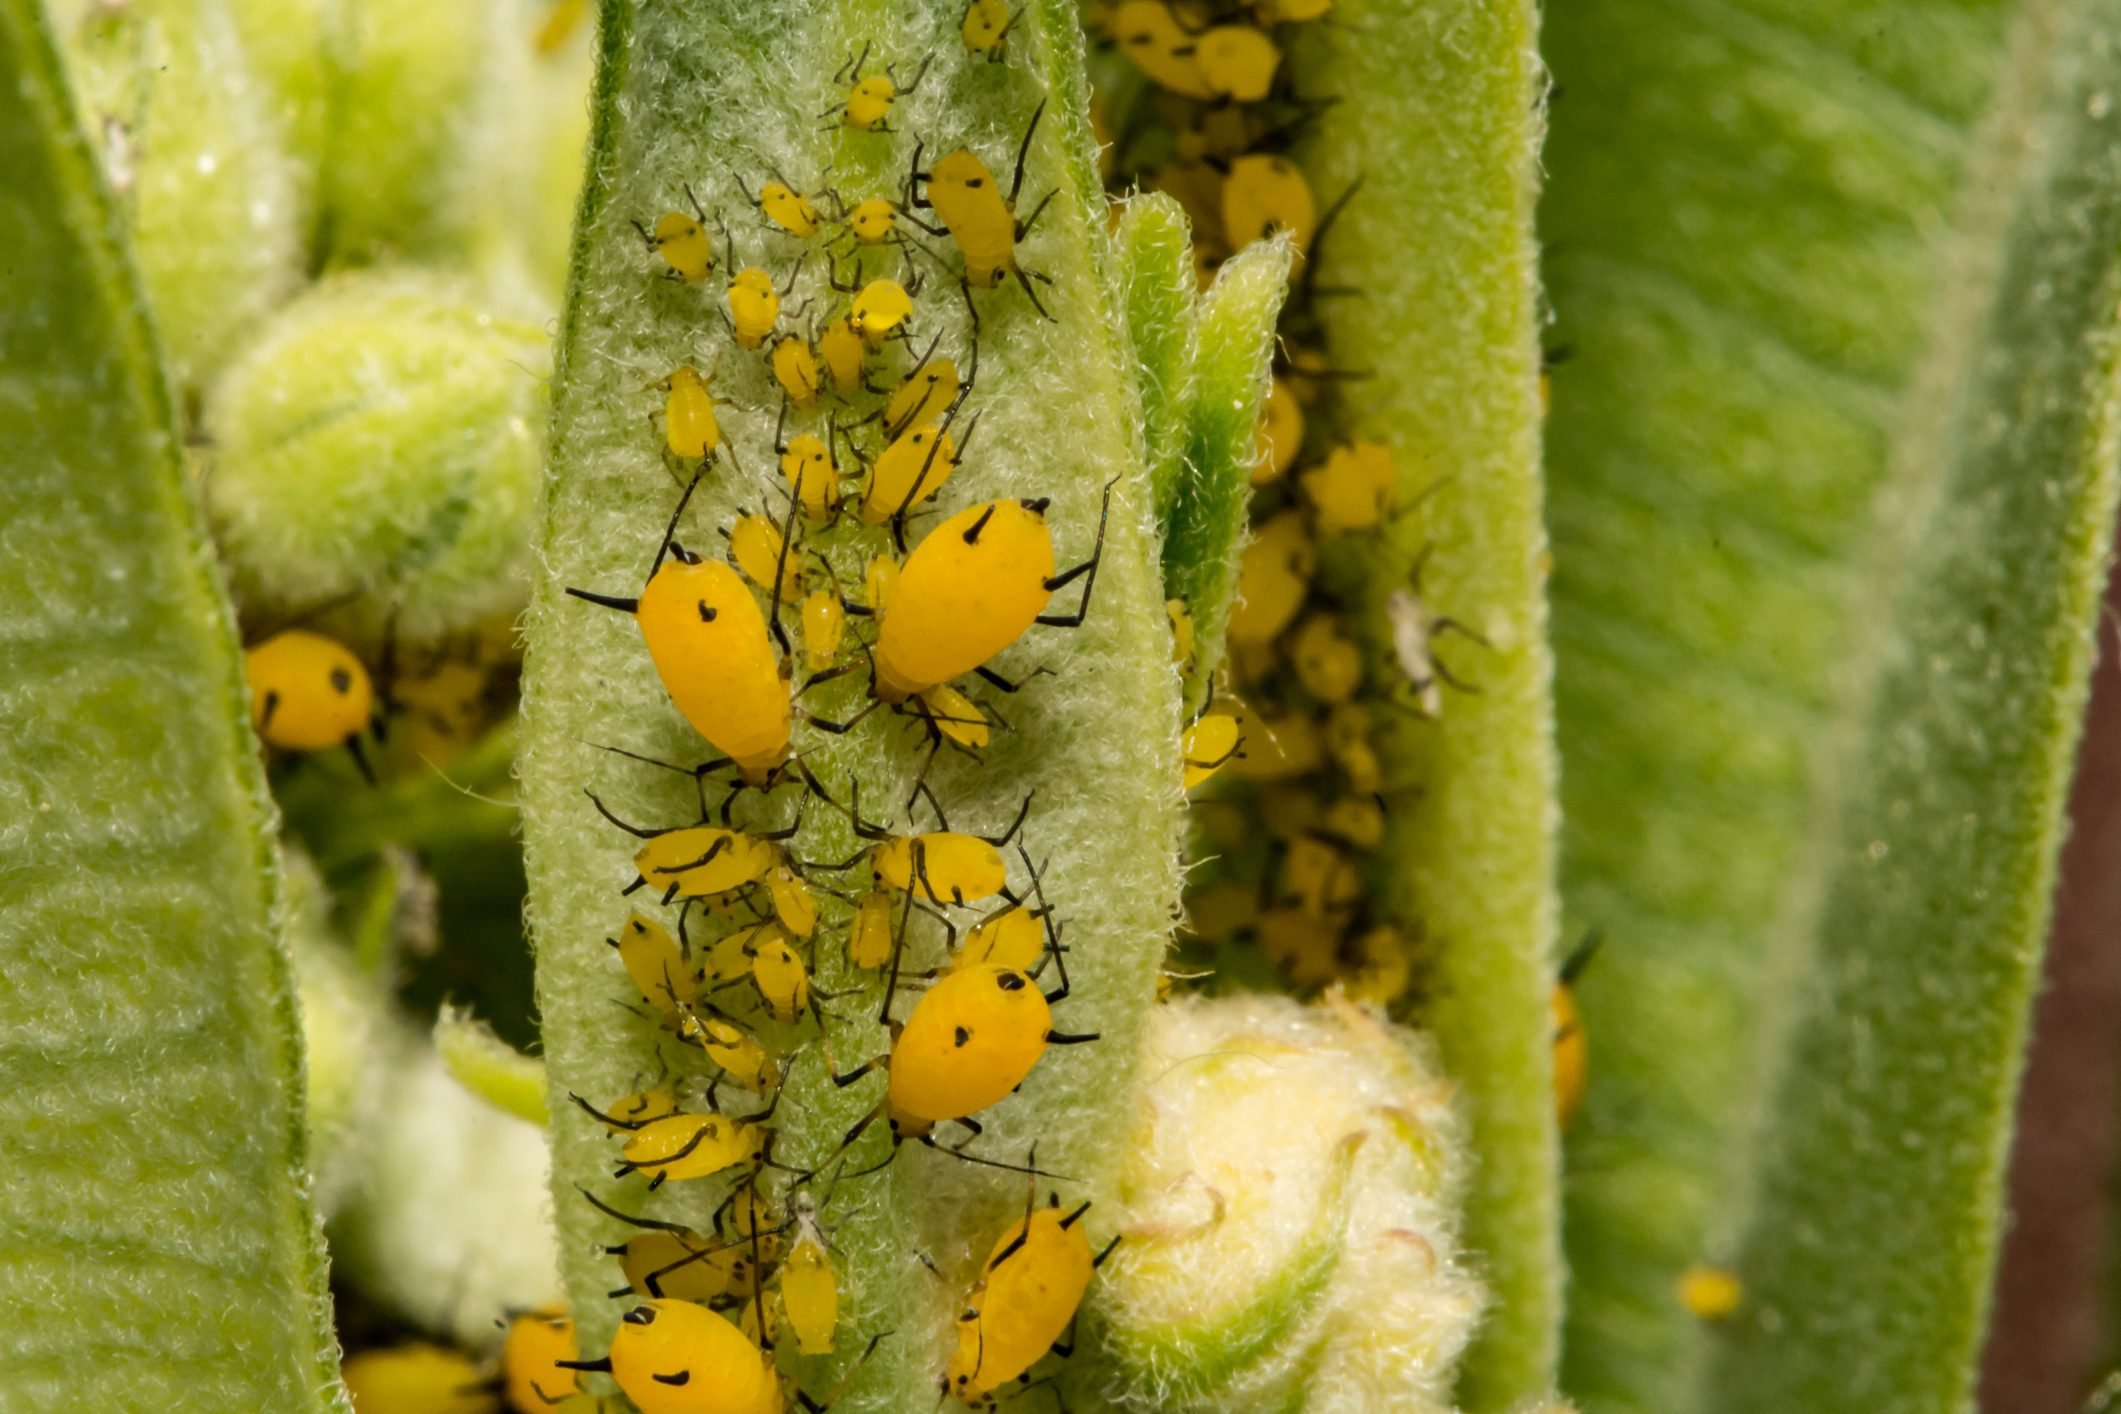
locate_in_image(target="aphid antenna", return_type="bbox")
[584,788,661,840]
[569,1090,660,1131]
[1298,174,1367,307]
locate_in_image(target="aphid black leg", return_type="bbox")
[1034,482,1115,627]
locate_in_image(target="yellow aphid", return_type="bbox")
[844,197,898,245]
[601,1300,778,1414]
[775,433,837,524]
[954,901,1045,972]
[961,0,1013,56]
[1194,25,1279,101]
[766,866,818,939]
[863,554,900,613]
[833,44,929,132]
[588,1088,686,1132]
[661,365,721,462]
[860,423,961,523]
[1112,0,1213,99]
[1222,154,1316,255]
[681,1010,775,1090]
[728,513,803,602]
[819,316,868,391]
[748,932,811,1023]
[1224,703,1323,780]
[1323,795,1386,849]
[800,589,845,672]
[619,1111,768,1186]
[1324,701,1382,794]
[635,199,716,283]
[726,268,782,350]
[1283,833,1364,917]
[1304,440,1397,534]
[1292,615,1363,703]
[504,1308,582,1412]
[613,1227,746,1303]
[571,546,790,786]
[769,336,822,410]
[611,911,698,1014]
[1226,510,1315,645]
[886,355,961,438]
[1254,374,1303,484]
[917,683,991,750]
[1166,597,1195,667]
[943,1199,1100,1401]
[874,827,1010,908]
[873,494,1107,703]
[534,0,587,54]
[755,181,819,238]
[391,654,488,762]
[1255,0,1330,18]
[921,137,1052,301]
[341,1343,495,1414]
[847,890,896,968]
[779,1208,840,1355]
[1182,881,1256,943]
[1552,981,1586,1129]
[246,629,375,757]
[1181,712,1242,789]
[1346,924,1414,1007]
[1677,1266,1743,1322]
[849,279,915,342]
[888,964,1060,1122]
[704,928,757,983]
[1175,104,1263,164]
[1256,907,1341,987]
[626,821,783,901]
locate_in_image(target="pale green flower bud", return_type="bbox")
[61,0,305,394]
[1099,992,1483,1413]
[204,270,549,641]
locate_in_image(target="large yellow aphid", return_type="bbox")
[961,0,1015,56]
[503,1307,582,1411]
[245,628,377,769]
[632,188,717,283]
[872,492,1111,703]
[563,1301,780,1414]
[1222,153,1317,255]
[942,1197,1109,1404]
[770,335,823,409]
[1304,439,1397,534]
[1181,712,1243,789]
[610,910,699,1015]
[829,42,931,132]
[567,484,793,787]
[910,105,1056,318]
[848,278,916,344]
[846,964,1081,1131]
[778,1201,840,1355]
[859,421,964,524]
[662,365,722,463]
[726,267,786,350]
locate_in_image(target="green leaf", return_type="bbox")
[1541,0,2121,1405]
[0,3,345,1407]
[435,1005,551,1125]
[1114,190,1199,527]
[1288,0,1557,1403]
[1163,236,1292,707]
[519,1,1183,1405]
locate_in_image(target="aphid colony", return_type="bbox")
[545,37,1129,1412]
[1090,0,1595,1122]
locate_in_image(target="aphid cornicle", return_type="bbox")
[827,40,932,132]
[871,490,1112,704]
[245,628,379,777]
[633,186,717,283]
[565,477,797,788]
[907,103,1056,320]
[943,1195,1114,1404]
[503,1307,583,1411]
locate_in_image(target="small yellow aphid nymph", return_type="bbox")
[632,185,717,283]
[245,628,379,778]
[827,40,932,133]
[502,1307,583,1411]
[906,103,1056,322]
